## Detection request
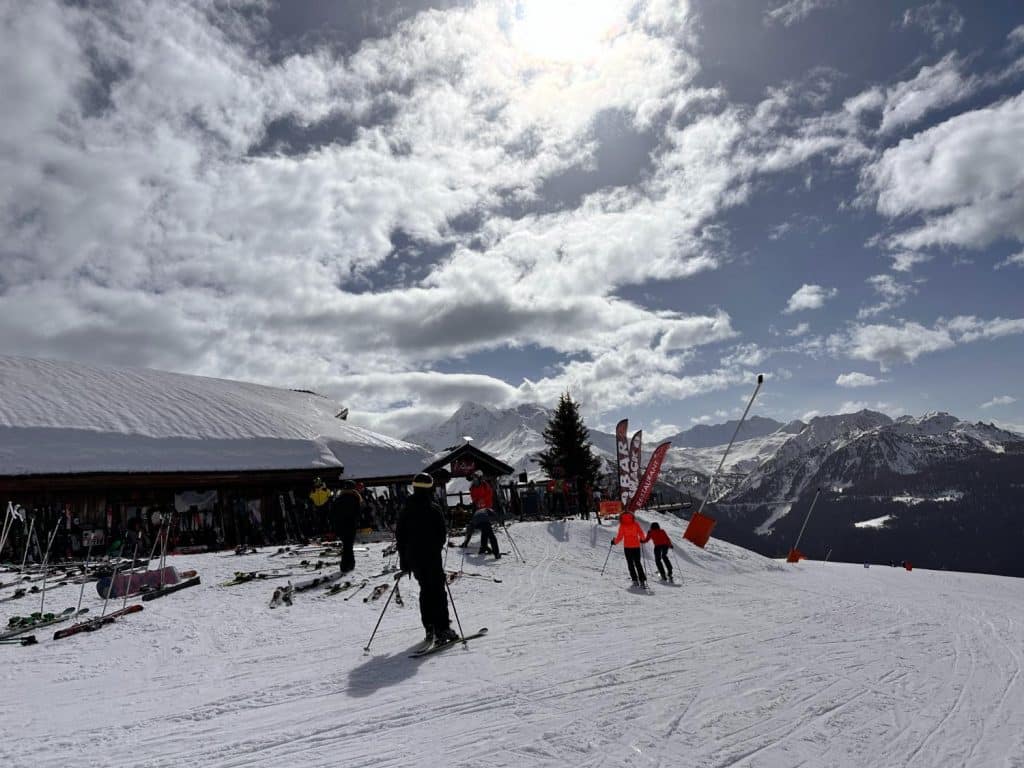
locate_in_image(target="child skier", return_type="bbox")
[646,522,674,582]
[611,511,647,588]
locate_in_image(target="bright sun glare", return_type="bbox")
[509,0,628,63]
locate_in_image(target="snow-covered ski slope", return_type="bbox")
[3,515,1023,768]
[0,356,430,476]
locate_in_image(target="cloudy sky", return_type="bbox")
[2,0,1023,438]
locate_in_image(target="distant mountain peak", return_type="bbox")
[669,415,785,449]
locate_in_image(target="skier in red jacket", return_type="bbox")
[646,522,674,582]
[612,511,648,587]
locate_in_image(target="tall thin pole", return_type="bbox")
[74,539,96,616]
[363,575,400,652]
[0,503,13,563]
[790,488,822,556]
[37,519,63,614]
[19,517,36,574]
[122,539,141,611]
[101,541,127,619]
[695,374,764,517]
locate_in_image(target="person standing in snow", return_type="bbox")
[611,511,648,587]
[396,473,459,645]
[646,522,674,582]
[461,471,501,558]
[330,479,363,573]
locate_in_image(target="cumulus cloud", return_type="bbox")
[764,0,838,27]
[836,372,886,388]
[784,284,837,313]
[856,274,917,319]
[830,315,1024,369]
[980,395,1016,409]
[878,54,976,134]
[1011,26,1024,51]
[787,322,811,336]
[865,93,1024,253]
[901,1,964,47]
[995,251,1024,269]
[890,251,933,272]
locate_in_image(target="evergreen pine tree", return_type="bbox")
[537,393,602,486]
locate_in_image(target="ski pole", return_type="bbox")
[501,523,525,563]
[444,573,469,648]
[363,574,401,652]
[0,503,13,564]
[101,541,128,618]
[37,519,63,613]
[600,541,614,575]
[19,517,35,574]
[344,581,368,601]
[74,539,96,617]
[121,539,141,611]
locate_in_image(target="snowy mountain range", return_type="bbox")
[406,402,1024,576]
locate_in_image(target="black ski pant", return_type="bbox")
[461,520,477,548]
[339,526,357,572]
[412,553,451,634]
[477,520,500,557]
[624,547,646,584]
[654,545,672,580]
[550,494,566,518]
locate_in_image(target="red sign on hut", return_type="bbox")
[451,458,477,477]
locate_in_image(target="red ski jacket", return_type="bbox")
[647,528,672,547]
[470,481,494,510]
[613,513,646,549]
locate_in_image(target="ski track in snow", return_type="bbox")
[2,516,1024,768]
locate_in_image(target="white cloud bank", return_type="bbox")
[784,284,838,313]
[836,372,886,388]
[980,395,1016,409]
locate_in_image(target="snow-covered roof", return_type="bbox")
[0,356,432,477]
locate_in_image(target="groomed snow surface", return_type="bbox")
[3,514,1023,768]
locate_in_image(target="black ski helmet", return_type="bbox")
[412,472,434,489]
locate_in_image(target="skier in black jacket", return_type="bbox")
[396,473,458,645]
[330,480,363,573]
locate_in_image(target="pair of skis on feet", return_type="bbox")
[409,627,489,658]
